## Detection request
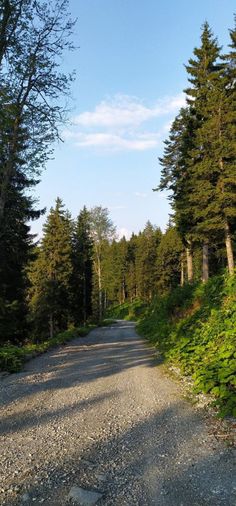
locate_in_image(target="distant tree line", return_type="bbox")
[26,202,183,339]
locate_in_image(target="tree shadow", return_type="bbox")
[4,402,236,505]
[0,391,119,436]
[0,322,158,411]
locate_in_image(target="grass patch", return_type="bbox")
[106,299,147,321]
[0,325,95,373]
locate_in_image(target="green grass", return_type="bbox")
[0,325,95,373]
[137,273,236,417]
[106,299,147,321]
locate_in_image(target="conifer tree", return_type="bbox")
[156,227,183,292]
[126,234,138,301]
[135,222,162,300]
[184,22,236,279]
[157,106,196,282]
[28,198,73,339]
[71,207,93,324]
[0,0,75,341]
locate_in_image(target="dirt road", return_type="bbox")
[0,321,235,505]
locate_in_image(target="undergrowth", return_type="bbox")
[0,325,95,373]
[106,299,147,321]
[137,273,236,417]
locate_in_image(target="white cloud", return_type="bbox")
[63,92,186,152]
[72,93,185,129]
[64,131,162,151]
[109,205,126,210]
[117,227,132,240]
[134,191,148,198]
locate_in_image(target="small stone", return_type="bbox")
[95,473,106,482]
[21,492,30,503]
[68,486,103,505]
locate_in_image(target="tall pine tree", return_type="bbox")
[28,198,73,339]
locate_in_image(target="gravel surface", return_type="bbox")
[0,321,235,506]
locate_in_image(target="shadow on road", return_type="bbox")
[5,402,236,505]
[0,322,157,413]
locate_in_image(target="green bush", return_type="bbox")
[0,325,94,373]
[106,299,147,321]
[137,273,236,417]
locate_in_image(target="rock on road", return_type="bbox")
[0,321,235,506]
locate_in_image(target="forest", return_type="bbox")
[0,2,235,413]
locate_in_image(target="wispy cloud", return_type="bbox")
[134,191,148,198]
[63,93,185,152]
[64,131,162,152]
[73,93,185,128]
[109,205,126,210]
[117,227,132,240]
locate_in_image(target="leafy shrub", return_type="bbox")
[106,299,147,321]
[137,273,236,417]
[0,326,94,373]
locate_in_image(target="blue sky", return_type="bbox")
[32,0,236,239]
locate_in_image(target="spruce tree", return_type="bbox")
[28,198,73,339]
[156,227,183,293]
[157,106,196,282]
[71,207,93,324]
[184,22,236,278]
[135,222,162,300]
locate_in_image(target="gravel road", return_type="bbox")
[0,321,235,506]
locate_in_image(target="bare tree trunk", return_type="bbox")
[49,313,54,339]
[122,277,125,303]
[218,146,234,275]
[97,258,102,322]
[224,220,234,275]
[180,256,184,286]
[83,274,87,324]
[104,290,107,310]
[202,241,209,283]
[186,243,193,283]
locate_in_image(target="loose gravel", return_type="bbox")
[0,321,235,505]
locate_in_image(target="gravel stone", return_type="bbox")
[68,486,103,505]
[21,492,30,503]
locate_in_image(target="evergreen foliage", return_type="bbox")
[0,0,74,342]
[71,207,93,325]
[157,21,236,280]
[28,199,73,339]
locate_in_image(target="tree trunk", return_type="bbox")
[97,258,102,322]
[202,241,209,283]
[0,116,20,225]
[224,220,234,275]
[83,274,87,324]
[49,313,54,339]
[186,243,193,283]
[180,256,184,286]
[122,277,125,303]
[104,290,107,310]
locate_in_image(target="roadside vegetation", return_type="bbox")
[108,274,236,417]
[0,326,95,373]
[138,274,236,417]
